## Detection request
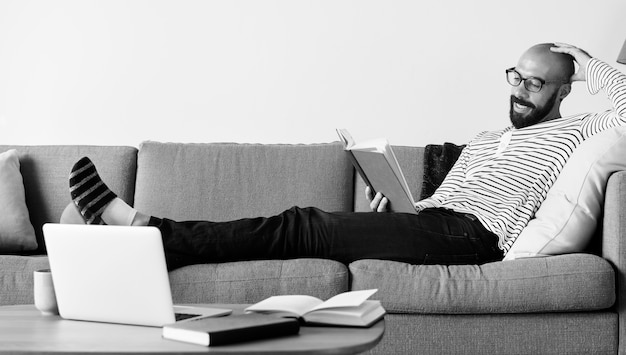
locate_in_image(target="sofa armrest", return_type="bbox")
[600,171,626,354]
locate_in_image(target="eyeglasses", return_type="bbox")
[505,67,566,93]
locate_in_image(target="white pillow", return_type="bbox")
[0,149,38,252]
[504,126,626,260]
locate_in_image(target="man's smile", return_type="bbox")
[511,96,535,114]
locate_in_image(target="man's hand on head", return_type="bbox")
[365,186,389,212]
[550,43,592,82]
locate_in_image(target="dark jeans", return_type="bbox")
[149,207,504,271]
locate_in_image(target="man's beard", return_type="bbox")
[509,91,558,129]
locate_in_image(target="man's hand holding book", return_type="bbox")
[365,186,389,213]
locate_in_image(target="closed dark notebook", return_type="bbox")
[162,313,300,346]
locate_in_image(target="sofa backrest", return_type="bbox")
[0,145,138,252]
[353,145,426,212]
[134,141,354,221]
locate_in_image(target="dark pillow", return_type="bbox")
[419,143,466,200]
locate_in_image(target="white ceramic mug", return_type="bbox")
[33,269,59,315]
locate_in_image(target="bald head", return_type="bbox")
[509,43,576,128]
[517,43,575,83]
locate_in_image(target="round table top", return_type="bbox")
[0,304,384,354]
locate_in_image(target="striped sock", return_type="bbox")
[69,157,117,225]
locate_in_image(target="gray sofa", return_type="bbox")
[0,141,623,354]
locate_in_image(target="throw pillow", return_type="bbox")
[0,149,37,252]
[504,126,626,260]
[420,143,466,199]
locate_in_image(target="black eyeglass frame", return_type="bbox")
[505,67,568,93]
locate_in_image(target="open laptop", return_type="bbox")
[42,223,231,327]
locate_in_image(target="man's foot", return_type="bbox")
[60,202,105,225]
[69,157,117,224]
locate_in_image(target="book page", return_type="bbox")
[336,128,355,148]
[245,295,323,317]
[349,138,387,153]
[309,289,377,312]
[307,300,381,318]
[304,300,385,327]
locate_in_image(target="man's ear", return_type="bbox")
[559,83,572,100]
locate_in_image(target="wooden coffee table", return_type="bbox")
[0,304,384,354]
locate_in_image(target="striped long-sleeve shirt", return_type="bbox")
[415,58,626,253]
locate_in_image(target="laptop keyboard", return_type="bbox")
[175,313,201,321]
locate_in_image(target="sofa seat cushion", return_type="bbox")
[350,254,614,314]
[169,258,349,304]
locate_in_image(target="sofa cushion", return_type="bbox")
[0,150,37,252]
[134,141,353,221]
[0,255,50,305]
[350,254,614,314]
[505,126,626,259]
[0,145,138,252]
[168,259,349,304]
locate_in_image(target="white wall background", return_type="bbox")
[1,0,625,147]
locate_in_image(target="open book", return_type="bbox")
[337,129,418,214]
[244,289,385,327]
